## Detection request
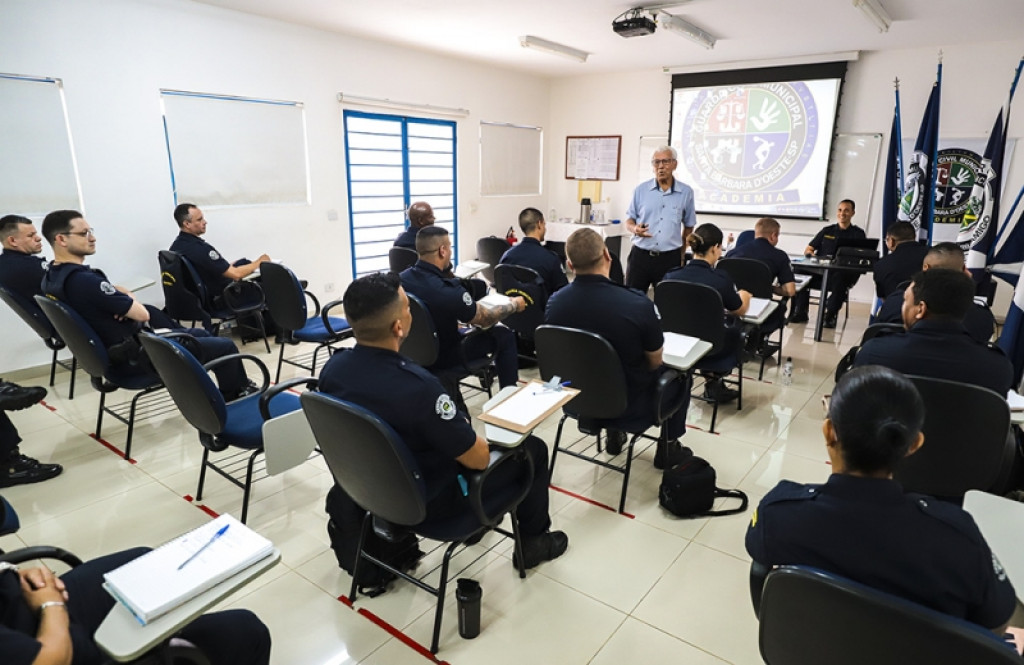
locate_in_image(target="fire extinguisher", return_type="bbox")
[505,226,517,246]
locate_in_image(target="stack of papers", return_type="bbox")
[745,297,772,319]
[103,514,274,625]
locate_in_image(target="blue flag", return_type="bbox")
[898,71,941,242]
[881,108,903,255]
[997,261,1024,388]
[960,109,1007,283]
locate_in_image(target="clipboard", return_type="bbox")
[477,379,579,434]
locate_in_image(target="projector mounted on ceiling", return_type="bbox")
[612,8,657,38]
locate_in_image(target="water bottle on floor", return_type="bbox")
[781,357,793,386]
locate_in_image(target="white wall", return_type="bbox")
[546,39,1024,306]
[0,0,551,373]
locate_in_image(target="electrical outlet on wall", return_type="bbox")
[324,282,335,293]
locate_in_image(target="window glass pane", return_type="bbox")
[408,123,452,139]
[408,136,452,152]
[409,181,453,196]
[349,165,403,181]
[348,149,403,166]
[345,133,402,151]
[352,210,405,228]
[350,195,406,213]
[348,181,404,197]
[346,117,401,134]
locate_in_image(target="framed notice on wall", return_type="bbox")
[565,135,621,181]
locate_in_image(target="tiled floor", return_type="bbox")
[2,306,872,664]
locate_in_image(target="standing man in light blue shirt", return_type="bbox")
[625,145,697,293]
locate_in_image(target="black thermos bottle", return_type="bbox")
[456,578,482,639]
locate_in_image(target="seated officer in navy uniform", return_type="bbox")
[747,365,1016,633]
[663,223,751,404]
[169,203,269,309]
[394,201,435,250]
[400,226,524,390]
[790,199,867,328]
[317,272,568,569]
[40,211,254,400]
[855,268,1012,397]
[874,242,994,343]
[499,208,568,296]
[545,228,689,469]
[0,215,48,306]
[725,217,796,351]
[872,221,929,300]
[0,540,271,665]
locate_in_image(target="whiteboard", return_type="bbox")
[825,133,883,223]
[161,90,310,207]
[0,74,82,215]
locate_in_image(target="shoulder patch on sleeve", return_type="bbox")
[209,250,220,260]
[99,280,116,296]
[435,393,457,421]
[462,291,473,306]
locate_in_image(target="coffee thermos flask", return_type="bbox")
[456,578,482,639]
[579,198,591,224]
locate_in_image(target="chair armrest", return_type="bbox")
[219,281,265,313]
[203,353,271,393]
[258,376,317,421]
[457,326,493,369]
[159,331,204,359]
[305,290,322,318]
[654,368,687,424]
[0,546,84,568]
[321,298,352,339]
[749,559,771,619]
[464,447,534,527]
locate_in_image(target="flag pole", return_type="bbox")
[926,54,942,244]
[894,77,904,199]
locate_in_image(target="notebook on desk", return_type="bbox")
[745,297,773,319]
[478,380,579,434]
[103,514,274,625]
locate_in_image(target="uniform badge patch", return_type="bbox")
[209,250,220,260]
[993,552,1008,582]
[435,394,457,421]
[100,281,116,296]
[462,292,473,306]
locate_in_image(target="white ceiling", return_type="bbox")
[192,0,1024,78]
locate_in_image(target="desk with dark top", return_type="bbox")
[791,257,874,342]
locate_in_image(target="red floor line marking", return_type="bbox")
[196,504,220,519]
[685,424,721,436]
[39,400,57,412]
[89,435,137,464]
[549,484,635,519]
[183,495,195,502]
[337,595,353,608]
[355,607,450,665]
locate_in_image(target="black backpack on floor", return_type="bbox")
[659,455,748,518]
[325,483,423,597]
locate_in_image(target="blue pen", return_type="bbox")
[534,380,570,395]
[178,524,230,570]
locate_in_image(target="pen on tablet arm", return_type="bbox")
[178,524,230,570]
[534,381,571,395]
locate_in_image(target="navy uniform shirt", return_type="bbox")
[41,262,139,347]
[318,344,476,500]
[0,250,47,305]
[808,223,866,258]
[1,568,43,665]
[873,241,930,298]
[499,237,568,295]
[663,259,743,312]
[747,474,1016,629]
[725,237,796,286]
[875,285,995,344]
[169,231,232,294]
[400,261,477,370]
[394,227,418,250]
[545,274,662,401]
[854,318,1012,396]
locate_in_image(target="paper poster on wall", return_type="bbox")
[565,136,621,180]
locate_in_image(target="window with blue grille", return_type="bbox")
[343,111,457,277]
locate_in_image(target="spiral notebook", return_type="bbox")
[102,514,274,625]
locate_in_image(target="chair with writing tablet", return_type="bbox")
[138,333,315,523]
[0,284,78,398]
[718,257,782,380]
[753,564,1020,665]
[476,236,509,283]
[300,391,532,654]
[493,263,547,357]
[388,246,419,274]
[534,324,686,514]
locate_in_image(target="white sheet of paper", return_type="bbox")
[663,332,699,359]
[454,260,489,278]
[1007,390,1024,411]
[485,386,567,428]
[746,297,772,318]
[479,292,513,308]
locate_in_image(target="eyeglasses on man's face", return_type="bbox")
[651,159,676,166]
[63,229,96,238]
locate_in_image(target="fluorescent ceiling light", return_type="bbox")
[853,0,891,33]
[656,12,716,50]
[519,35,589,63]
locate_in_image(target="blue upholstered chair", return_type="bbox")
[0,284,78,397]
[139,333,314,523]
[258,261,352,382]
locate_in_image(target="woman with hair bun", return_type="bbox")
[746,365,1016,632]
[662,222,751,403]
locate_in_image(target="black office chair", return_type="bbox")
[0,284,78,398]
[399,293,496,408]
[493,264,547,357]
[861,321,904,343]
[35,295,164,460]
[608,251,625,285]
[717,257,782,380]
[0,495,214,664]
[895,375,1013,501]
[388,246,419,274]
[535,324,687,513]
[753,564,1020,665]
[476,236,509,283]
[300,392,532,653]
[139,333,313,523]
[259,262,352,382]
[654,280,745,434]
[158,251,270,352]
